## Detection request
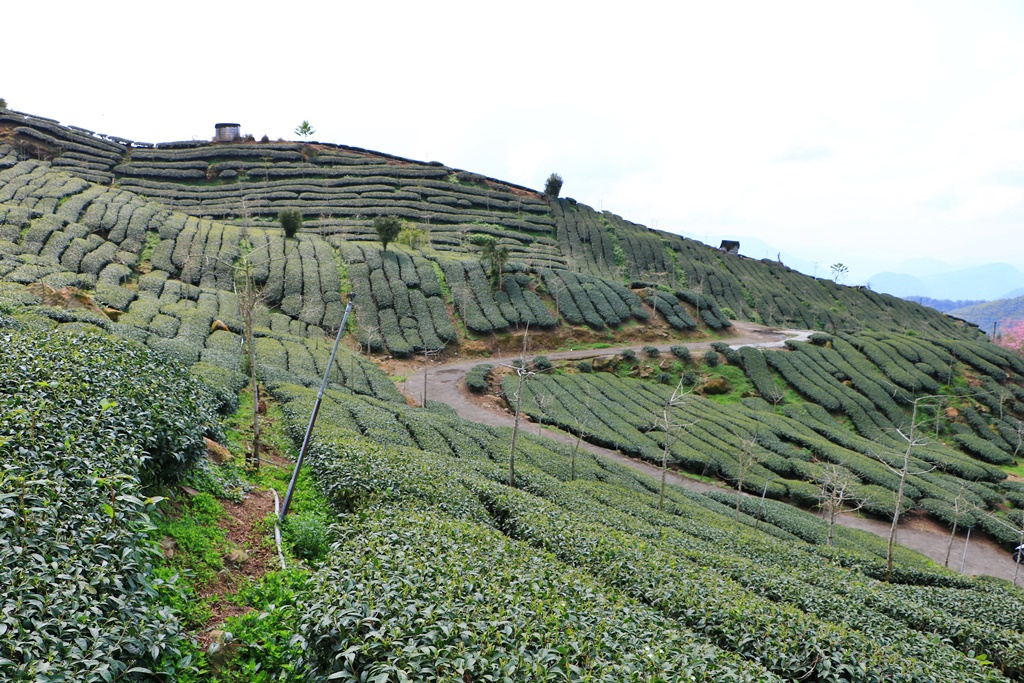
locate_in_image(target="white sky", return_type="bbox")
[4,0,1024,283]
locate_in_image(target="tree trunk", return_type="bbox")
[508,371,524,488]
[944,518,958,567]
[887,463,908,582]
[247,325,260,470]
[659,442,669,511]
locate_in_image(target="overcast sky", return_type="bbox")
[4,1,1023,283]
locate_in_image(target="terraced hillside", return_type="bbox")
[1,108,980,341]
[2,110,1024,682]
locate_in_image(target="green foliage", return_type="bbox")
[711,341,742,366]
[155,492,228,586]
[299,505,777,682]
[0,327,218,681]
[479,236,510,291]
[373,215,402,252]
[703,349,721,367]
[465,363,494,393]
[532,354,553,371]
[277,209,302,239]
[294,120,315,141]
[671,344,692,362]
[214,570,309,682]
[643,345,660,358]
[544,172,563,198]
[281,511,332,564]
[397,223,428,249]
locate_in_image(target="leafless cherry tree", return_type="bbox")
[816,464,865,547]
[651,379,697,511]
[873,396,941,581]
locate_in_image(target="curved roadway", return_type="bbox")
[398,322,1019,582]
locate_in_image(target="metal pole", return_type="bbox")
[280,301,353,521]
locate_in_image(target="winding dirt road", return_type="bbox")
[398,322,1021,582]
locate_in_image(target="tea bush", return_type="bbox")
[0,327,219,682]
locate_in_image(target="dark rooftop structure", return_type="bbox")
[720,240,740,255]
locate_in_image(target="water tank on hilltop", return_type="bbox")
[214,123,240,142]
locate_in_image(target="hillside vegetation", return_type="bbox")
[949,296,1024,333]
[2,110,1024,682]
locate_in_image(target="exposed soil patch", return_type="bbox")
[193,485,279,649]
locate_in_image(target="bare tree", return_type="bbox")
[534,391,554,436]
[816,464,865,547]
[503,326,533,488]
[873,396,940,581]
[930,395,948,438]
[233,232,270,470]
[647,285,661,324]
[545,271,570,323]
[734,432,766,520]
[419,342,447,407]
[983,512,1024,587]
[567,412,590,482]
[1010,419,1024,459]
[651,379,697,511]
[943,484,976,568]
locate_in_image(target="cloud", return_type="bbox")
[775,147,833,163]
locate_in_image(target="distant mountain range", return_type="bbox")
[864,262,1024,301]
[904,296,987,314]
[945,296,1024,332]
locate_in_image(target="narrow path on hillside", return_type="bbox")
[398,322,1020,582]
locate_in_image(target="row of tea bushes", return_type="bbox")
[111,140,558,238]
[509,368,1012,522]
[299,504,780,682]
[440,258,556,333]
[539,268,647,328]
[0,324,219,682]
[342,243,456,354]
[266,368,1022,681]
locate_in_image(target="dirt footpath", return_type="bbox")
[398,322,1020,583]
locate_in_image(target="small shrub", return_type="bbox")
[671,345,691,362]
[544,172,563,198]
[809,332,832,346]
[620,349,636,361]
[658,372,673,384]
[710,341,742,366]
[643,345,660,358]
[374,215,402,252]
[278,209,303,238]
[576,360,592,373]
[681,371,699,386]
[283,512,331,564]
[466,363,494,393]
[532,355,553,371]
[703,349,720,367]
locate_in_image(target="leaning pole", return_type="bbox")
[280,300,353,521]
